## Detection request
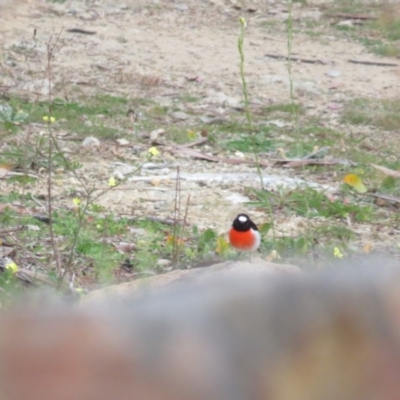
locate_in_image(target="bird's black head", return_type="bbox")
[232,214,258,232]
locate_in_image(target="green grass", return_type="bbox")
[250,187,374,222]
[358,37,400,57]
[2,94,137,139]
[226,134,275,153]
[311,222,355,243]
[0,192,228,292]
[342,98,400,131]
[375,11,400,41]
[263,102,304,115]
[328,0,377,15]
[0,86,394,280]
[322,1,400,57]
[3,3,400,305]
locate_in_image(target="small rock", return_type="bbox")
[327,103,342,111]
[209,0,225,6]
[150,128,165,141]
[336,20,353,27]
[113,163,136,178]
[225,193,250,204]
[326,70,341,78]
[157,259,172,268]
[205,92,241,108]
[129,227,147,236]
[234,151,245,159]
[21,79,53,96]
[199,116,227,125]
[174,4,188,11]
[142,162,169,170]
[116,138,130,146]
[301,10,323,20]
[171,111,189,121]
[268,120,286,128]
[26,225,40,231]
[262,75,286,84]
[66,7,85,16]
[294,81,320,95]
[82,136,100,147]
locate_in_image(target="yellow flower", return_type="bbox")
[5,261,18,274]
[267,250,281,261]
[108,177,116,187]
[148,147,160,157]
[215,236,229,254]
[239,17,247,28]
[343,174,367,193]
[73,198,81,206]
[43,116,56,123]
[333,247,344,259]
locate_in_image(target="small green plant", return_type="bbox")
[195,227,218,255]
[0,104,28,132]
[0,261,24,306]
[375,10,400,41]
[226,135,275,153]
[310,223,355,243]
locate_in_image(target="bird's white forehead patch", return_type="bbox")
[238,215,248,223]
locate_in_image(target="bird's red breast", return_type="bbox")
[229,227,258,251]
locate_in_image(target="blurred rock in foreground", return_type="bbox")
[1,265,400,400]
[82,259,301,305]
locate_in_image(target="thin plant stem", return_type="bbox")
[238,17,275,239]
[238,18,253,132]
[172,167,182,269]
[238,17,263,190]
[286,0,302,157]
[44,34,62,277]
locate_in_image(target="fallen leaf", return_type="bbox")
[363,192,400,205]
[363,243,373,254]
[0,204,20,213]
[371,164,400,178]
[114,242,137,254]
[0,164,13,178]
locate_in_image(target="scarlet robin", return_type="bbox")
[228,214,261,257]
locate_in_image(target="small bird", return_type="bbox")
[229,214,261,257]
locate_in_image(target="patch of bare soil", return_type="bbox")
[1,0,399,247]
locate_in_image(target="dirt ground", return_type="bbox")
[1,0,400,244]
